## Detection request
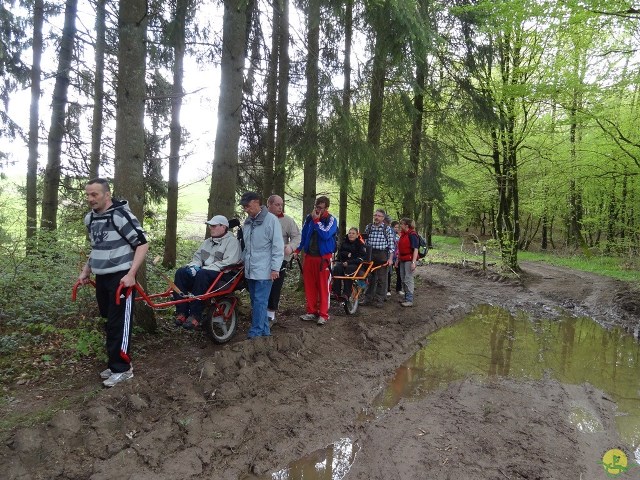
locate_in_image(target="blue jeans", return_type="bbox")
[246,279,273,338]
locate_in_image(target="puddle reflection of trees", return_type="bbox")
[370,304,640,453]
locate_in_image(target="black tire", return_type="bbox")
[203,297,238,344]
[344,294,359,315]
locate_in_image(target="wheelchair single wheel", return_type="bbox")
[203,297,238,344]
[343,289,360,315]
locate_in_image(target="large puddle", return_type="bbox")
[370,304,640,457]
[264,304,640,478]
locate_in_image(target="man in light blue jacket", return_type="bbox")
[240,191,284,338]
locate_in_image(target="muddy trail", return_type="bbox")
[2,261,640,480]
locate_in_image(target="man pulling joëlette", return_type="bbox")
[78,178,149,388]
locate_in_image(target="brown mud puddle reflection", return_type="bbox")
[367,304,640,459]
[262,304,640,478]
[263,438,358,480]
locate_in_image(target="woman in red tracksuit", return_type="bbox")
[294,196,338,325]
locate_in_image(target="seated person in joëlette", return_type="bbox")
[173,215,241,330]
[332,227,368,301]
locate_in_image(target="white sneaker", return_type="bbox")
[398,290,405,296]
[300,313,318,321]
[100,365,133,379]
[103,370,134,388]
[386,291,391,297]
[317,317,327,325]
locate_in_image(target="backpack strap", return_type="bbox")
[89,207,142,249]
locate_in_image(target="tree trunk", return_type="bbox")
[208,0,249,219]
[273,0,289,198]
[338,0,352,238]
[41,0,77,231]
[89,0,106,178]
[403,61,424,219]
[302,0,319,216]
[262,0,280,197]
[114,0,154,331]
[568,113,587,252]
[163,0,190,269]
[26,0,44,252]
[359,27,386,232]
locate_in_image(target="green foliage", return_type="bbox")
[430,234,640,284]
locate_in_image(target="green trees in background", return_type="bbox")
[0,0,639,272]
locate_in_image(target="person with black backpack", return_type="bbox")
[396,217,420,307]
[77,178,149,387]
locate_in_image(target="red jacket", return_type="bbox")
[398,229,419,262]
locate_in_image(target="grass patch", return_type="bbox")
[519,250,640,283]
[428,234,640,285]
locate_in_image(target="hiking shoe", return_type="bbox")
[100,364,133,380]
[103,370,133,388]
[401,301,413,307]
[374,301,385,309]
[269,317,277,327]
[183,316,200,330]
[317,317,327,325]
[300,313,318,321]
[174,313,187,326]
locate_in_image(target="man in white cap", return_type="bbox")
[173,214,241,329]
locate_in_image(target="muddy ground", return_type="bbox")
[2,261,640,480]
